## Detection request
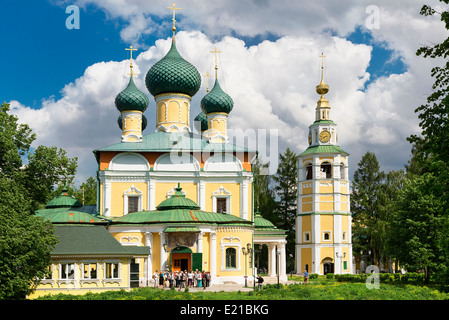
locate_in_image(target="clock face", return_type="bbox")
[319,130,331,143]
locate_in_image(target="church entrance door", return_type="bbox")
[172,253,191,272]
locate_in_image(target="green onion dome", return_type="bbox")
[194,111,208,132]
[115,77,149,112]
[117,114,147,131]
[145,41,201,97]
[200,79,234,115]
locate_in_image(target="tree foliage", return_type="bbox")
[0,102,78,298]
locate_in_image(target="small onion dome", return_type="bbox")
[316,79,329,96]
[194,111,208,132]
[200,79,234,115]
[115,77,149,112]
[156,184,200,210]
[145,41,201,97]
[45,186,83,209]
[117,114,147,131]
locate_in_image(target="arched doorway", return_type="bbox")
[170,246,192,272]
[322,257,334,275]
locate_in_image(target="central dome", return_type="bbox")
[145,41,201,97]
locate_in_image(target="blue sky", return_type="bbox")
[1,1,405,107]
[2,0,444,184]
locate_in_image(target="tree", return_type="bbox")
[75,176,97,206]
[350,151,386,268]
[387,173,446,284]
[24,145,78,211]
[252,153,278,224]
[272,147,298,271]
[0,103,59,299]
[406,1,449,283]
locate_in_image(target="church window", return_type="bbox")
[105,263,119,279]
[305,163,313,180]
[83,263,97,279]
[225,248,236,268]
[60,263,75,280]
[340,163,345,179]
[216,198,227,213]
[303,232,311,242]
[320,162,332,179]
[128,196,139,213]
[322,231,331,241]
[342,231,347,241]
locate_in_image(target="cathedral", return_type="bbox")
[30,5,351,298]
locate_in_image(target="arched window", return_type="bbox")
[340,163,345,180]
[225,248,236,268]
[305,163,313,180]
[320,162,332,179]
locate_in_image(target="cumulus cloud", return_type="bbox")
[10,0,447,183]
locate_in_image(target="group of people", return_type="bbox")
[153,269,212,290]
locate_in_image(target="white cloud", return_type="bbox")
[10,0,447,183]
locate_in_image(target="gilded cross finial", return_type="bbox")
[210,47,221,79]
[319,52,326,82]
[126,45,138,77]
[203,72,212,93]
[167,3,182,38]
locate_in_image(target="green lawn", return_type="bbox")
[36,279,449,300]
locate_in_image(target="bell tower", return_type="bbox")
[295,53,353,275]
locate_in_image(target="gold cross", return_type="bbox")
[125,45,138,77]
[167,3,182,37]
[202,72,212,93]
[210,47,221,78]
[319,52,326,81]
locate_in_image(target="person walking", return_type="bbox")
[188,270,193,287]
[303,270,309,284]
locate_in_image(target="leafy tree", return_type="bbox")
[24,145,78,211]
[0,103,59,299]
[76,176,97,206]
[387,173,446,284]
[406,1,449,283]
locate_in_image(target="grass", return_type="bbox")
[36,278,449,300]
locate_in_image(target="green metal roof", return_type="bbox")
[164,227,200,233]
[115,77,149,112]
[145,40,201,97]
[93,131,252,156]
[201,79,234,114]
[157,184,200,210]
[35,207,109,224]
[45,187,82,208]
[299,144,349,156]
[52,225,150,256]
[254,213,287,233]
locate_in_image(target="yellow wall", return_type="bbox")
[205,182,241,217]
[29,258,131,299]
[216,228,253,278]
[320,215,334,243]
[110,182,148,217]
[301,247,312,272]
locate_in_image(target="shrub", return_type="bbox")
[326,273,335,280]
[309,273,319,280]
